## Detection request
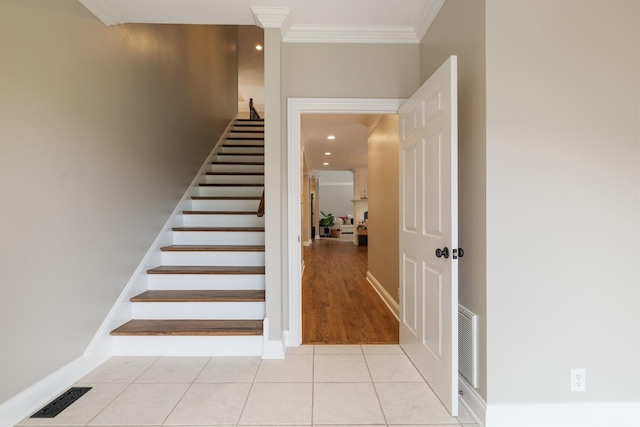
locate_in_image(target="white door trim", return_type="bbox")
[286,98,405,346]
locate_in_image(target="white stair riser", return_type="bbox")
[197,186,263,197]
[190,199,260,211]
[214,155,264,163]
[161,251,265,266]
[182,214,264,227]
[132,302,265,320]
[203,175,264,184]
[220,146,265,154]
[209,164,264,173]
[173,231,265,245]
[113,336,263,356]
[148,274,265,290]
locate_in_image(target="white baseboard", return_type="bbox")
[0,353,110,427]
[262,318,285,359]
[459,375,486,426]
[283,329,298,348]
[365,271,399,321]
[485,402,640,427]
[458,375,640,427]
[303,240,312,246]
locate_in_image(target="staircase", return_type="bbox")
[110,119,267,356]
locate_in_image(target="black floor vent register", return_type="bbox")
[30,387,92,418]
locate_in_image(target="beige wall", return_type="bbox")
[283,43,419,99]
[238,25,264,114]
[0,0,237,404]
[367,115,400,302]
[486,0,640,404]
[420,0,488,401]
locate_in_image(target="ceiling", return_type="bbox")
[78,0,445,43]
[302,114,384,172]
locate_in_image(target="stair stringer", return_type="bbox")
[82,117,266,359]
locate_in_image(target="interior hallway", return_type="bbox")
[302,238,399,344]
[16,345,478,426]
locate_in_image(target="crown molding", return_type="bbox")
[416,0,446,41]
[251,7,291,29]
[77,0,125,26]
[78,1,443,43]
[283,24,419,44]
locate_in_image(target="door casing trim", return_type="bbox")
[286,98,406,346]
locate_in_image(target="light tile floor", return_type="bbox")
[17,345,479,427]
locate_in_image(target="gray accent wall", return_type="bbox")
[0,0,238,404]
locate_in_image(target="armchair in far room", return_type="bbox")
[333,215,354,234]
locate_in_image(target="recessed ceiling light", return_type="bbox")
[324,152,331,156]
[323,162,329,166]
[327,135,335,140]
[255,45,263,51]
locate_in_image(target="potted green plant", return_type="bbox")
[319,211,335,236]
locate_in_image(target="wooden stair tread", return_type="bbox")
[160,245,265,252]
[191,196,261,200]
[226,137,264,141]
[131,290,265,302]
[147,266,265,274]
[212,161,264,165]
[230,130,264,133]
[205,172,264,176]
[172,226,264,232]
[111,319,263,336]
[199,183,264,187]
[223,144,265,148]
[182,210,260,215]
[217,152,264,155]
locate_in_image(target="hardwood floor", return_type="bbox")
[302,238,399,344]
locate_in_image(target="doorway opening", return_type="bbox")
[286,98,405,347]
[300,113,401,344]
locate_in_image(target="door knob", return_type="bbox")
[453,248,464,259]
[435,247,449,259]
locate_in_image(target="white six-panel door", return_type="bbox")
[399,56,459,416]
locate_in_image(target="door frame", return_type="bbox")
[286,98,405,346]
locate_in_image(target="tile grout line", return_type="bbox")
[310,344,315,426]
[235,356,264,426]
[363,346,390,426]
[82,356,159,426]
[158,356,213,426]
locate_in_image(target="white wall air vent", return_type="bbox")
[458,304,478,388]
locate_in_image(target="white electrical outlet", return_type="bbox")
[571,368,586,392]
